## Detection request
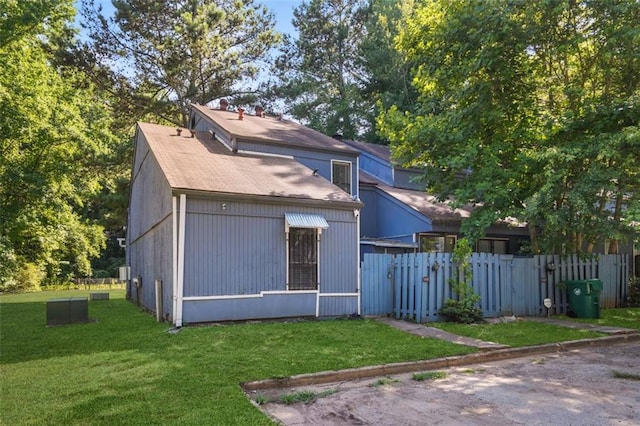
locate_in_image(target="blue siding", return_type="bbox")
[359,187,379,238]
[359,152,393,185]
[361,187,432,243]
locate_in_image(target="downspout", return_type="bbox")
[316,229,322,317]
[176,193,187,327]
[172,196,178,324]
[356,208,361,316]
[285,221,290,291]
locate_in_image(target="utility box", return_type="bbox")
[46,297,89,326]
[564,279,603,319]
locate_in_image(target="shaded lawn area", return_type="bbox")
[430,320,605,347]
[556,307,640,330]
[0,290,475,425]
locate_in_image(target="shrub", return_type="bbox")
[626,277,640,307]
[438,298,483,324]
[438,238,483,323]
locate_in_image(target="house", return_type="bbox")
[127,110,362,326]
[342,139,530,257]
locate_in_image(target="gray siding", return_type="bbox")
[128,217,174,320]
[183,293,317,323]
[182,197,358,299]
[318,296,358,317]
[320,218,359,294]
[128,133,173,242]
[393,168,424,191]
[128,131,175,320]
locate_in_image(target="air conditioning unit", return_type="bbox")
[46,297,89,326]
[119,266,130,281]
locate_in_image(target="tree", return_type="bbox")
[380,0,640,254]
[0,0,118,289]
[359,0,419,143]
[268,0,370,139]
[80,0,280,127]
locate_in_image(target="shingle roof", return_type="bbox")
[361,171,526,228]
[191,104,359,154]
[360,170,471,223]
[343,139,391,162]
[137,122,357,205]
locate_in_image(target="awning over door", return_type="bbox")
[285,213,329,229]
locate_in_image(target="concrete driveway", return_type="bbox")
[257,342,640,425]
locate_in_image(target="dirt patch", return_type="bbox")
[251,342,640,425]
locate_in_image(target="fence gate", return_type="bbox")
[361,253,628,321]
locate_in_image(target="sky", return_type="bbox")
[75,0,302,38]
[264,0,301,36]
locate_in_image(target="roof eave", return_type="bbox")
[172,188,363,210]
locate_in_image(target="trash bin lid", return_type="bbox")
[585,279,603,291]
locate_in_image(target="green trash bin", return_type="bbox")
[564,279,602,319]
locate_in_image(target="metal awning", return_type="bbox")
[285,213,329,229]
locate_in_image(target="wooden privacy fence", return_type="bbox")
[361,253,628,322]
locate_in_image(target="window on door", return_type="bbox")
[332,161,352,194]
[419,234,457,253]
[288,228,318,290]
[476,238,508,254]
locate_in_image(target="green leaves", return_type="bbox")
[268,0,369,139]
[382,0,640,254]
[81,0,279,126]
[1,1,117,288]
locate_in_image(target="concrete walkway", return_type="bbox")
[375,317,510,350]
[375,316,637,350]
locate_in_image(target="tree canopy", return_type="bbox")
[0,0,122,289]
[80,0,280,127]
[380,0,640,254]
[268,0,370,139]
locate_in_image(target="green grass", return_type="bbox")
[278,389,337,404]
[411,371,447,381]
[370,376,400,387]
[557,308,640,330]
[431,320,605,347]
[612,370,640,381]
[0,290,475,425]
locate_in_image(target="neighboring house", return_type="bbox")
[127,113,362,326]
[342,139,530,257]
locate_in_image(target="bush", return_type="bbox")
[438,298,483,324]
[626,277,640,307]
[438,238,483,323]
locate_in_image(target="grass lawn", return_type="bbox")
[0,290,475,425]
[430,320,605,347]
[555,307,640,330]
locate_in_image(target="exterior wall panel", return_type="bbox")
[318,296,358,317]
[181,198,359,321]
[128,216,174,320]
[183,293,317,323]
[372,189,432,243]
[359,152,393,185]
[394,169,424,191]
[320,218,359,294]
[129,131,175,320]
